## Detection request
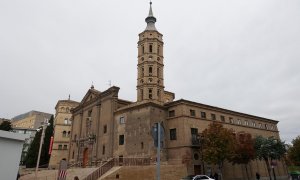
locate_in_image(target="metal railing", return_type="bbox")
[83,157,151,180]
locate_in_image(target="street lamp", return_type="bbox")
[35,119,50,180]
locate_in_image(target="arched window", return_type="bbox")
[64,118,68,124]
[149,44,153,53]
[149,66,152,74]
[142,45,144,54]
[62,131,67,137]
[68,131,71,137]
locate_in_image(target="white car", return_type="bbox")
[192,175,215,180]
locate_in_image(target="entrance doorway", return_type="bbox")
[83,148,89,168]
[194,165,202,175]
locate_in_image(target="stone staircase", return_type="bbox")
[83,157,150,180]
[20,167,97,180]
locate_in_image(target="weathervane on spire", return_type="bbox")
[91,81,94,89]
[145,0,157,31]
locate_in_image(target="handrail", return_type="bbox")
[83,158,114,180]
[83,157,151,180]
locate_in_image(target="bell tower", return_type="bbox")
[137,2,164,103]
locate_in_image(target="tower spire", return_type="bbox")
[145,1,157,31]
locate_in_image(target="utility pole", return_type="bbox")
[35,119,49,180]
[156,123,160,180]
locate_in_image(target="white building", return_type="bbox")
[0,130,29,180]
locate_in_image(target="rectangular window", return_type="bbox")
[211,113,216,120]
[119,117,125,124]
[63,145,67,150]
[141,142,144,149]
[170,128,177,140]
[229,117,233,123]
[237,119,241,125]
[169,110,175,117]
[58,145,62,150]
[191,128,198,135]
[141,89,144,100]
[220,115,225,122]
[88,110,92,117]
[119,135,125,145]
[64,118,68,124]
[190,109,196,117]
[149,88,153,99]
[200,112,206,119]
[102,145,105,155]
[104,125,107,134]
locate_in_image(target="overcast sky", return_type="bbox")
[0,0,299,143]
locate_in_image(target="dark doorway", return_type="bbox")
[83,148,89,168]
[194,165,202,175]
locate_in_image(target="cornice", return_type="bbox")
[115,101,166,114]
[164,99,278,123]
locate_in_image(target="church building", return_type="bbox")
[68,3,288,179]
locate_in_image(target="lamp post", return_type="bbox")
[35,119,50,180]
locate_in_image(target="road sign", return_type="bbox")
[151,122,164,148]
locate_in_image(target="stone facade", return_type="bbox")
[49,99,79,169]
[68,3,288,180]
[11,111,52,129]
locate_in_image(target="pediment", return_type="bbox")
[80,89,100,105]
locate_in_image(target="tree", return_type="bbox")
[0,120,12,131]
[229,132,255,180]
[288,136,300,166]
[254,136,286,180]
[40,115,54,166]
[24,115,54,168]
[201,122,236,179]
[24,128,41,168]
